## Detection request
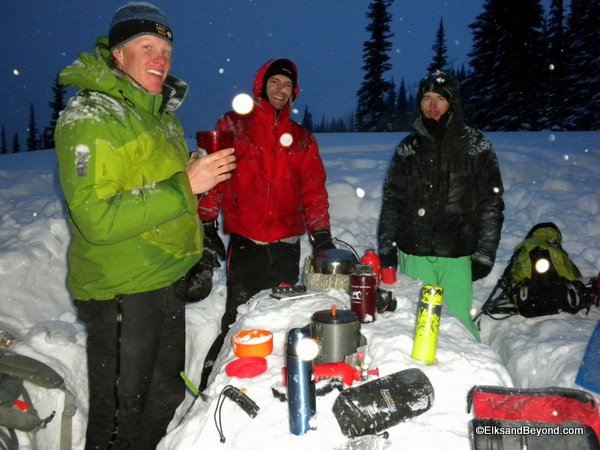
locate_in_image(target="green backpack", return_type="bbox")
[0,351,76,450]
[477,222,593,322]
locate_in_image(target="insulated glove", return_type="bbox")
[471,259,493,281]
[202,220,226,261]
[310,230,336,253]
[176,252,216,302]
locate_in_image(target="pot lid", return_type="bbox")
[314,248,358,264]
[312,307,358,325]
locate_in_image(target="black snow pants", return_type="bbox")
[75,283,186,450]
[200,234,300,389]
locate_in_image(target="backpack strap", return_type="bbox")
[59,386,76,450]
[0,352,75,450]
[0,427,18,450]
[474,263,518,329]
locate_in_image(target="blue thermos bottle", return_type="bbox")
[286,326,317,435]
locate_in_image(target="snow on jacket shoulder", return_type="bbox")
[55,37,201,300]
[198,60,331,243]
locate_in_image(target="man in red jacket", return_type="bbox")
[198,58,334,388]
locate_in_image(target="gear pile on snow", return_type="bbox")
[476,222,597,323]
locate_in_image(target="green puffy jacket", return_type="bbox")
[55,37,202,300]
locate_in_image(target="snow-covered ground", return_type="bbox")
[0,131,598,449]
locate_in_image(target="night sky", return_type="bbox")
[1,1,487,145]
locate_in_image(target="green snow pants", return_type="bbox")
[400,253,481,341]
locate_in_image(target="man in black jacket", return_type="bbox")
[377,70,504,341]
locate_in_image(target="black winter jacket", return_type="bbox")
[377,113,504,268]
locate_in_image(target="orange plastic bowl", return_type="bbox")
[232,329,273,358]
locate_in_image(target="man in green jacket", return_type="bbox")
[54,3,236,448]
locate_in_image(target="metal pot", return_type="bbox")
[312,248,358,275]
[310,308,365,363]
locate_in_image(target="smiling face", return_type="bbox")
[112,34,172,94]
[265,74,293,111]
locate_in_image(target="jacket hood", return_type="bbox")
[59,36,188,113]
[253,58,300,102]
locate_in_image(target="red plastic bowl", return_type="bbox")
[225,357,267,378]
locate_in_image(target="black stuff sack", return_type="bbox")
[332,368,434,438]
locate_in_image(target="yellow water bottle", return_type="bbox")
[411,284,443,364]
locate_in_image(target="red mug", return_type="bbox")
[195,130,234,154]
[380,267,397,285]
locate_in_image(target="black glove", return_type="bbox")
[310,230,336,253]
[202,220,226,261]
[471,259,493,281]
[176,252,216,302]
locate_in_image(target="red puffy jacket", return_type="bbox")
[198,59,331,243]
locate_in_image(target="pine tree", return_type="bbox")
[428,18,448,73]
[1,127,7,154]
[333,118,348,132]
[562,0,600,130]
[355,0,394,132]
[301,105,314,132]
[44,74,67,148]
[319,114,326,133]
[12,133,21,153]
[462,1,499,126]
[384,78,398,131]
[347,113,355,132]
[465,0,546,130]
[396,79,412,131]
[450,64,468,83]
[27,103,40,151]
[541,0,568,130]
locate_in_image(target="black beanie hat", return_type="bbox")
[419,70,454,102]
[109,2,173,50]
[264,59,297,86]
[260,59,298,99]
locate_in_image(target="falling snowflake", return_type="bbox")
[279,133,293,147]
[232,93,253,115]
